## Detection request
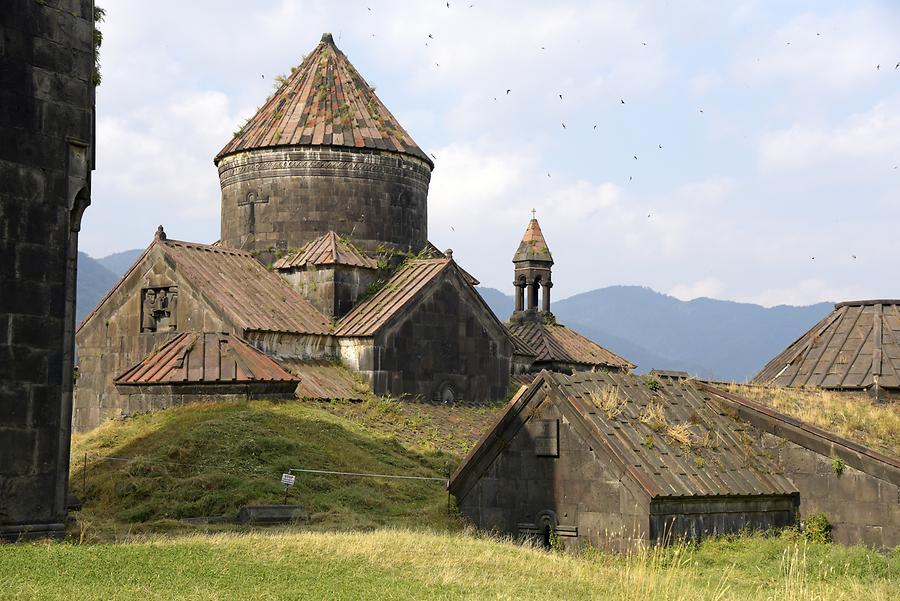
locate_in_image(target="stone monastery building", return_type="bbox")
[74,33,630,432]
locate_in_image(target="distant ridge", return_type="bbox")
[477,285,832,381]
[77,250,833,382]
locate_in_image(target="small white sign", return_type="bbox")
[281,473,296,486]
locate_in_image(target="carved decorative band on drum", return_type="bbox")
[218,160,432,189]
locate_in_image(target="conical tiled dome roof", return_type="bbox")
[754,300,900,391]
[513,218,553,263]
[215,33,431,167]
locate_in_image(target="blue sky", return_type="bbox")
[83,0,900,306]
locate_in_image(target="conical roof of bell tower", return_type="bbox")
[215,33,432,167]
[513,217,553,263]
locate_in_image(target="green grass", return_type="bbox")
[70,400,460,535]
[1,529,896,600]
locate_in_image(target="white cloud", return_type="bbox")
[739,279,863,308]
[759,97,900,172]
[670,278,725,301]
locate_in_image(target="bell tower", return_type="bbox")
[511,211,553,323]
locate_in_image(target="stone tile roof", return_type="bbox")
[272,231,377,270]
[754,300,900,390]
[115,332,300,385]
[215,33,431,167]
[507,321,635,370]
[158,239,330,335]
[78,235,331,336]
[334,258,452,336]
[451,370,799,500]
[279,359,370,400]
[513,218,553,263]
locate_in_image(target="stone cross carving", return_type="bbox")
[238,190,269,236]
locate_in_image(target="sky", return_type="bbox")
[81,0,900,307]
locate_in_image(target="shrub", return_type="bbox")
[802,512,832,543]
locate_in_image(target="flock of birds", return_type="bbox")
[298,3,900,262]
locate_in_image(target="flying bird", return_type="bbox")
[506,89,511,94]
[547,172,551,178]
[428,33,434,39]
[852,254,857,260]
[896,61,899,69]
[876,64,880,70]
[699,108,704,113]
[633,155,638,160]
[562,122,566,129]
[658,144,663,149]
[558,93,563,100]
[641,42,647,46]
[620,98,625,104]
[447,1,450,7]
[435,62,440,67]
[450,225,455,231]
[593,124,597,130]
[430,153,437,160]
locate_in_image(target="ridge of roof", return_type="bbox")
[215,33,432,167]
[272,231,377,270]
[507,321,635,369]
[513,218,553,263]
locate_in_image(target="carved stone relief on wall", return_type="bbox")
[140,286,178,332]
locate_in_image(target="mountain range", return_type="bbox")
[75,249,832,382]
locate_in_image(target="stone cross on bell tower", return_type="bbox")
[511,212,554,323]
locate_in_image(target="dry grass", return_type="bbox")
[665,423,695,449]
[590,386,626,418]
[723,384,900,457]
[639,401,668,432]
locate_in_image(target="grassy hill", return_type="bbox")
[69,398,502,536]
[2,528,897,600]
[72,402,446,533]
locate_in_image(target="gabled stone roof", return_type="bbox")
[272,231,377,270]
[450,371,799,501]
[215,33,431,167]
[335,258,453,337]
[754,300,900,390]
[115,332,299,386]
[513,218,553,263]
[77,235,331,336]
[507,321,635,370]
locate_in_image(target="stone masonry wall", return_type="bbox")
[74,247,233,432]
[218,147,431,255]
[757,431,899,548]
[279,264,377,319]
[352,274,511,403]
[457,397,650,552]
[0,0,94,539]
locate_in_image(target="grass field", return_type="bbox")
[1,529,897,600]
[17,394,891,599]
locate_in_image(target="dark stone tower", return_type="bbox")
[215,33,433,258]
[510,214,554,323]
[0,0,95,540]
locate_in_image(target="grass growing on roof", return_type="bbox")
[1,529,896,600]
[723,384,900,457]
